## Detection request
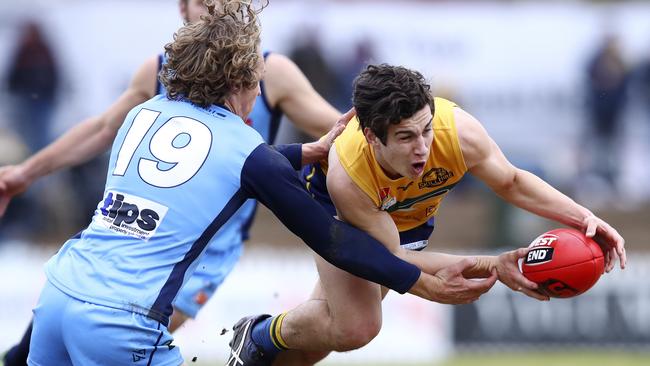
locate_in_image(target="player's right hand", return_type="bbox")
[496,248,550,301]
[0,164,30,217]
[429,258,498,304]
[322,108,356,149]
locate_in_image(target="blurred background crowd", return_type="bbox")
[0,0,649,364]
[0,0,649,250]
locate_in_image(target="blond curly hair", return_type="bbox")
[160,0,266,107]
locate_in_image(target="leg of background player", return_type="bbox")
[168,309,191,333]
[3,321,32,366]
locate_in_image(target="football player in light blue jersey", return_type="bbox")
[22,5,420,365]
[0,1,341,364]
[24,3,464,365]
[156,48,326,332]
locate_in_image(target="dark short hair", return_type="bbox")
[352,64,434,144]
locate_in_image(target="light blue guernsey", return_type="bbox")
[157,51,281,243]
[44,95,421,326]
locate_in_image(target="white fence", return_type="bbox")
[1,242,647,363]
[0,243,451,364]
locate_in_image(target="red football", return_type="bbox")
[521,228,604,298]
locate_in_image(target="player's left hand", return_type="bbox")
[301,108,356,165]
[495,248,550,301]
[321,108,356,150]
[582,214,626,272]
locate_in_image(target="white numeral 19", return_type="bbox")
[113,109,212,188]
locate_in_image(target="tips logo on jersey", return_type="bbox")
[525,233,558,265]
[96,191,168,241]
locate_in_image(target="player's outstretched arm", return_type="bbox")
[0,56,159,217]
[241,143,419,293]
[326,146,498,303]
[264,53,340,138]
[240,143,494,302]
[455,107,626,272]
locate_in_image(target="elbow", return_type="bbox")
[492,169,521,201]
[494,169,520,196]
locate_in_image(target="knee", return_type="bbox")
[331,317,382,352]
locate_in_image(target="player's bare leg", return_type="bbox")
[168,308,191,333]
[237,253,386,365]
[273,253,388,364]
[272,283,331,366]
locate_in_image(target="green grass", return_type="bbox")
[5,351,647,366]
[317,352,650,366]
[437,352,650,366]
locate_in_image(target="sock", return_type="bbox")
[4,321,32,366]
[250,313,289,358]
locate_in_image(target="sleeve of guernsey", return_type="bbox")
[272,143,302,170]
[240,143,421,294]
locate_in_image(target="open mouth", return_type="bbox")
[412,162,425,174]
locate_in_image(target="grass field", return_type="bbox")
[3,351,648,365]
[316,352,650,366]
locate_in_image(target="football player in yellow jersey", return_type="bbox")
[232,64,627,366]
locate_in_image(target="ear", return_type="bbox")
[363,127,380,147]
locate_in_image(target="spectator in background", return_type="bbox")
[584,35,628,192]
[4,20,60,153]
[289,27,346,110]
[636,46,650,121]
[336,37,376,103]
[1,20,60,240]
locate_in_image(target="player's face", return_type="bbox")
[180,0,210,23]
[367,106,433,180]
[226,50,264,120]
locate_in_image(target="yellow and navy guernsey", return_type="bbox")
[302,97,467,249]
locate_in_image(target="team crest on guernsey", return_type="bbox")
[419,167,454,189]
[379,187,396,211]
[96,191,169,241]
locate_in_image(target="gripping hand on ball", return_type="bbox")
[496,248,550,301]
[582,214,626,272]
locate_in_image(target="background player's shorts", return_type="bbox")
[173,243,243,318]
[301,163,435,250]
[29,281,183,366]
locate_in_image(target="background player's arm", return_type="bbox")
[456,107,626,272]
[326,146,498,304]
[272,108,356,170]
[264,53,339,138]
[0,55,159,216]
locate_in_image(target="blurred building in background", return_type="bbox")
[0,0,649,364]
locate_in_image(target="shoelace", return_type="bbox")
[225,319,253,366]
